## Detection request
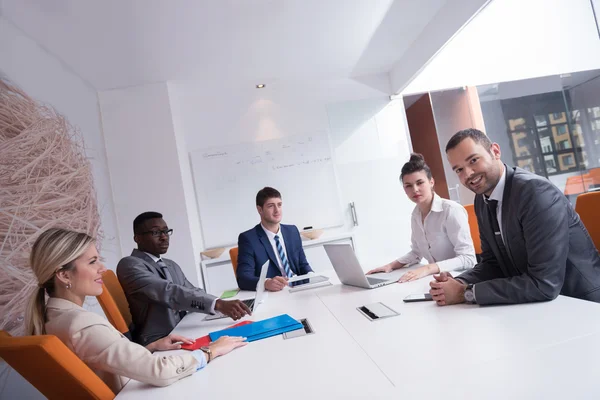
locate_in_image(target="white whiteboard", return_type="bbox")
[190,133,344,248]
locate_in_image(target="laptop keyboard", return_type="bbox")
[242,298,255,309]
[366,276,386,285]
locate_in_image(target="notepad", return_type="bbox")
[220,289,240,299]
[209,314,302,342]
[181,320,253,350]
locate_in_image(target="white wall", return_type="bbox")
[404,0,600,94]
[0,16,119,400]
[98,83,203,288]
[0,17,120,266]
[168,79,415,292]
[327,97,414,267]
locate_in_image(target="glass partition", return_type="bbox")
[420,68,600,205]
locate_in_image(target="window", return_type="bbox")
[544,155,557,173]
[534,115,547,127]
[518,158,534,172]
[558,139,571,150]
[508,118,526,131]
[563,155,574,166]
[540,137,553,153]
[557,125,568,135]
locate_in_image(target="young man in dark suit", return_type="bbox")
[430,128,600,306]
[236,187,313,291]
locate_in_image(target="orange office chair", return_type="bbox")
[464,204,482,256]
[96,270,131,336]
[0,330,115,400]
[575,191,600,251]
[229,247,239,277]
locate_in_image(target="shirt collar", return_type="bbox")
[412,193,443,217]
[46,297,84,311]
[144,252,161,263]
[487,165,507,203]
[261,224,281,240]
[430,193,444,213]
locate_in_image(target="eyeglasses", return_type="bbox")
[140,229,173,237]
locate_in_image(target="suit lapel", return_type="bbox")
[500,166,517,270]
[131,249,169,280]
[256,225,280,269]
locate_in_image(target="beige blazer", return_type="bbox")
[45,297,199,393]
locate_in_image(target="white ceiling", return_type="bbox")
[0,0,478,92]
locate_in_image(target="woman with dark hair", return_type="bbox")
[367,153,476,282]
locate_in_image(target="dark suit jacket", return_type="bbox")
[236,224,313,290]
[116,249,217,345]
[456,166,600,305]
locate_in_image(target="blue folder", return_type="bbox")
[209,314,303,342]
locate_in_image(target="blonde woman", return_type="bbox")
[25,228,247,394]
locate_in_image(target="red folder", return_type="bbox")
[181,320,253,350]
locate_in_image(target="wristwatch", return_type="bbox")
[200,346,212,363]
[464,284,476,304]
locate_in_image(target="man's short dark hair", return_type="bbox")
[256,187,281,207]
[133,211,163,234]
[445,128,493,153]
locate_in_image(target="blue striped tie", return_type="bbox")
[274,235,293,277]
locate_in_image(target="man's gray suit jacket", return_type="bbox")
[117,249,217,345]
[457,166,600,305]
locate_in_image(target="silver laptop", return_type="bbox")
[205,260,269,320]
[324,243,396,289]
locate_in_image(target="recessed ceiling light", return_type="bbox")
[256,84,266,89]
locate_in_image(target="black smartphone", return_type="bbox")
[403,293,433,303]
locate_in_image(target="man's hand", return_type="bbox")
[146,334,194,352]
[429,272,466,306]
[265,276,288,292]
[215,299,252,320]
[398,264,439,283]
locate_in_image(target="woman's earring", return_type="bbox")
[66,282,72,289]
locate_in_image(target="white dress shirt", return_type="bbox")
[465,165,507,302]
[144,252,217,313]
[261,224,294,277]
[483,165,507,243]
[397,194,476,272]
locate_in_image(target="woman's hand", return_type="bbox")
[208,336,248,359]
[398,264,439,283]
[146,334,194,352]
[366,264,393,275]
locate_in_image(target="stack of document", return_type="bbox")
[182,321,253,350]
[209,314,302,342]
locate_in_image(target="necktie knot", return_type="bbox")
[487,199,499,212]
[156,259,173,282]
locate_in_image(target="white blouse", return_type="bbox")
[397,194,476,272]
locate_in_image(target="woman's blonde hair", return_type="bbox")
[25,228,95,335]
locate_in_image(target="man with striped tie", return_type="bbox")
[117,212,251,345]
[236,187,314,291]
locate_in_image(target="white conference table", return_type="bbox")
[116,268,600,399]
